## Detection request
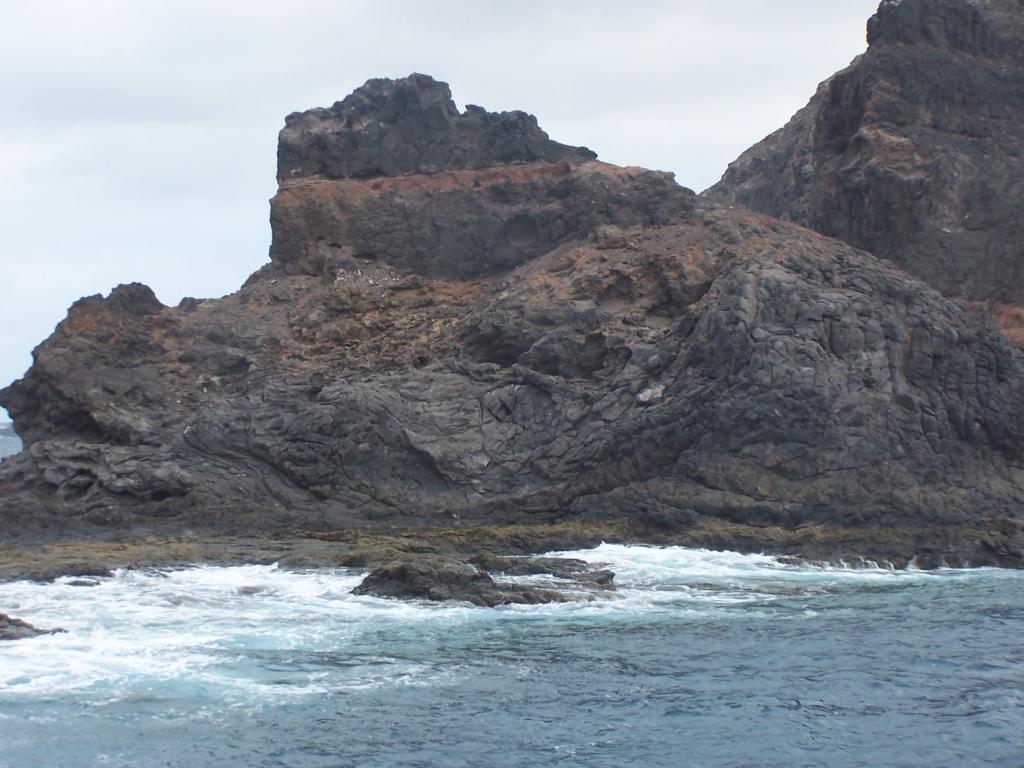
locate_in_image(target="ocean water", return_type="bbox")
[0,545,1021,768]
[0,429,20,459]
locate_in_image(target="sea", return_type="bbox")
[0,425,20,459]
[0,544,1021,768]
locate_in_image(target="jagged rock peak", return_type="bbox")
[99,283,164,316]
[268,75,692,279]
[867,0,1024,58]
[705,0,1024,305]
[277,73,597,181]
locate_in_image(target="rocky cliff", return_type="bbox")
[707,0,1024,309]
[1,73,1023,567]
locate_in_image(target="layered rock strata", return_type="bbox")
[1,73,1022,568]
[707,0,1024,307]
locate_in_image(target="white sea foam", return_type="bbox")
[0,546,1006,702]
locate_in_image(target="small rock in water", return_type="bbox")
[0,612,66,641]
[351,556,572,607]
[236,585,270,596]
[353,552,617,606]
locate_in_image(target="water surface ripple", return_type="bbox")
[1,544,1021,767]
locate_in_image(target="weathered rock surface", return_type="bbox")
[0,612,64,640]
[1,73,1023,569]
[351,556,575,606]
[707,0,1024,307]
[277,73,597,182]
[270,75,689,278]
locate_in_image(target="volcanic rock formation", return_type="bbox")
[269,73,684,279]
[1,72,1023,567]
[707,0,1024,308]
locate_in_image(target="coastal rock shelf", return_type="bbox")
[1,70,1022,568]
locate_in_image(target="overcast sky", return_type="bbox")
[0,0,880,421]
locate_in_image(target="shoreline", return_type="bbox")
[1,519,1020,585]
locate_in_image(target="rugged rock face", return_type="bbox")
[277,73,597,182]
[1,73,1023,567]
[351,552,614,606]
[707,0,1024,306]
[270,75,688,278]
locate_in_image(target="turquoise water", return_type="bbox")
[1,544,1022,767]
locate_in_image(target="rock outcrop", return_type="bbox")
[1,73,1023,568]
[0,612,65,640]
[270,75,688,278]
[707,0,1024,307]
[351,556,580,606]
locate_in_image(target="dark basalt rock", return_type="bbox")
[270,160,693,279]
[1,73,1023,569]
[277,73,596,182]
[351,557,570,606]
[470,552,616,589]
[706,0,1024,305]
[268,73,692,280]
[270,74,691,279]
[0,612,65,640]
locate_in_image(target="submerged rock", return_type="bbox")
[270,74,689,279]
